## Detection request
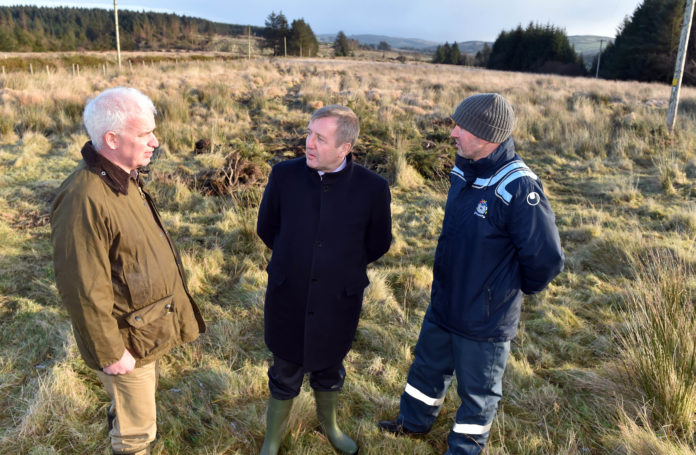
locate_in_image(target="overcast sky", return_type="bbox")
[0,0,643,43]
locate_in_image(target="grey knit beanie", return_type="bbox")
[451,93,515,143]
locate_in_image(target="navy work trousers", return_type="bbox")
[398,313,510,455]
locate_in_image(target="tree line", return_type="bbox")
[433,23,585,77]
[432,0,696,85]
[432,42,490,67]
[5,2,693,85]
[0,6,267,51]
[0,6,323,59]
[263,11,318,57]
[595,0,696,85]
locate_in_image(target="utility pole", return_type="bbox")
[667,0,696,132]
[284,36,287,57]
[114,0,121,71]
[595,39,603,78]
[248,26,251,59]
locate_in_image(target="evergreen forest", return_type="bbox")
[597,0,696,85]
[0,6,264,52]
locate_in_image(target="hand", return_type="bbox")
[102,349,136,375]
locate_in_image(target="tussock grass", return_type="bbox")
[611,405,696,455]
[615,251,696,441]
[2,56,696,453]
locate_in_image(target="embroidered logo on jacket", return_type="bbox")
[475,199,488,218]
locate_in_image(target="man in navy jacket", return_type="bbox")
[256,104,392,454]
[378,93,564,454]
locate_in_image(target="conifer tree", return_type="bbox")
[334,31,352,57]
[449,42,461,65]
[488,22,584,75]
[597,0,696,84]
[432,43,447,63]
[289,18,318,57]
[264,11,289,56]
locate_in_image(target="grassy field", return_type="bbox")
[0,56,695,454]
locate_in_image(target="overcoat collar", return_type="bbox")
[306,152,355,183]
[81,141,133,195]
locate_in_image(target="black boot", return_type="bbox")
[377,416,425,436]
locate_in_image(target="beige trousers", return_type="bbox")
[96,360,158,455]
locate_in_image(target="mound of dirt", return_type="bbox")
[195,150,268,196]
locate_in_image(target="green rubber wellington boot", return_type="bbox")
[259,397,294,455]
[314,390,358,455]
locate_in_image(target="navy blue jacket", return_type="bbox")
[257,154,392,370]
[429,138,563,341]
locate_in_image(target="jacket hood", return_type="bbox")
[81,141,132,195]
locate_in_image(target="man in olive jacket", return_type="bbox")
[51,87,206,455]
[256,105,392,454]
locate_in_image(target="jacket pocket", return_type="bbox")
[265,263,286,294]
[344,275,370,296]
[337,276,370,325]
[124,295,176,359]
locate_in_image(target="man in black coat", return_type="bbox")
[256,104,392,455]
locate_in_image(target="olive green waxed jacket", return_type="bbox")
[51,142,206,370]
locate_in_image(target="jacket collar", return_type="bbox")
[81,141,132,195]
[455,137,515,179]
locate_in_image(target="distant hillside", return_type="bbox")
[423,36,612,57]
[317,33,612,59]
[317,33,438,51]
[0,6,265,52]
[568,35,613,60]
[421,41,492,55]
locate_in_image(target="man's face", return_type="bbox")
[450,124,494,162]
[108,110,159,172]
[305,116,349,172]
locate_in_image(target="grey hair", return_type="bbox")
[310,104,360,149]
[83,87,156,150]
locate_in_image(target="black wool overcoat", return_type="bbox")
[257,154,392,371]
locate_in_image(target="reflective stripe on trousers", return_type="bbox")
[398,313,510,455]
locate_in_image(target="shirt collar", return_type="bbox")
[317,157,347,177]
